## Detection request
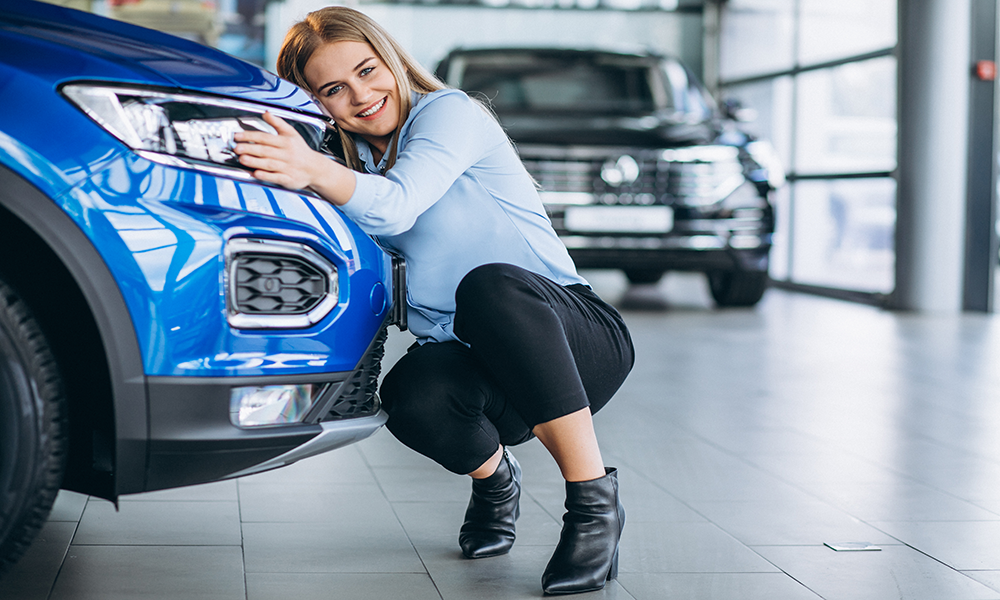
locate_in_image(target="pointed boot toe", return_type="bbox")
[459,449,522,559]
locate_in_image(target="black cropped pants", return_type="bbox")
[379,263,634,475]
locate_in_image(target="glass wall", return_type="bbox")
[719,0,898,296]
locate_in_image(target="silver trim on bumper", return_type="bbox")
[228,409,388,478]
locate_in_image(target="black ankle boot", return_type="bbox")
[541,468,624,595]
[459,448,522,559]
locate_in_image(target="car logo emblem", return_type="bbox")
[601,155,640,186]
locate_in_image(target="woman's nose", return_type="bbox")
[351,83,372,105]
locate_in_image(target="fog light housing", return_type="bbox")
[230,384,322,428]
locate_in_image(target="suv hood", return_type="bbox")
[0,1,318,113]
[498,112,717,147]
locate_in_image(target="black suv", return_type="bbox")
[435,47,784,307]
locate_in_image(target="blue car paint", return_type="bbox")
[0,1,391,377]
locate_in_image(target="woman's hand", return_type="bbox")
[233,112,354,204]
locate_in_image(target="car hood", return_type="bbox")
[497,112,718,147]
[0,1,319,114]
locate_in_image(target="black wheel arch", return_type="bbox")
[0,165,147,500]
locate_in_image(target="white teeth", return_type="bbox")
[358,98,385,118]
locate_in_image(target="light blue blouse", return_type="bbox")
[338,88,587,344]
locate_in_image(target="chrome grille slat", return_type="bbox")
[519,144,744,207]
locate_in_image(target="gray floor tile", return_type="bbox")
[237,481,395,523]
[745,451,902,486]
[73,499,242,545]
[965,571,1000,594]
[120,480,238,502]
[356,428,443,469]
[617,573,823,600]
[692,426,832,457]
[970,498,1000,516]
[693,496,898,546]
[371,465,471,503]
[47,491,88,522]
[871,520,1000,570]
[48,545,245,600]
[239,443,378,486]
[0,521,76,600]
[242,521,425,574]
[804,481,1000,522]
[619,522,779,574]
[246,573,443,600]
[754,544,1000,600]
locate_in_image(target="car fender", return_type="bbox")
[0,163,147,497]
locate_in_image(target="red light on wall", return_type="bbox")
[975,60,996,81]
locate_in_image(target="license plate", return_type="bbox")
[564,206,673,233]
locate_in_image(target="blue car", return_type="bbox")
[0,0,399,572]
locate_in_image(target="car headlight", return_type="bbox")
[61,83,331,180]
[745,140,786,190]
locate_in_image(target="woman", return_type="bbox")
[233,7,634,595]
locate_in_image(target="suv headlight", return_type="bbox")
[61,83,331,180]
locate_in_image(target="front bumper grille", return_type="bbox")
[320,327,386,421]
[519,144,744,207]
[234,254,327,314]
[225,238,339,330]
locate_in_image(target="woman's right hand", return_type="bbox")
[234,112,355,205]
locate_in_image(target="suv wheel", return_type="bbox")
[707,270,768,307]
[624,269,665,285]
[0,277,67,575]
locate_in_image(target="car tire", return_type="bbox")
[707,270,768,307]
[0,277,67,576]
[624,269,665,285]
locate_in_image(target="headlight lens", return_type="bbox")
[745,140,786,190]
[61,83,331,179]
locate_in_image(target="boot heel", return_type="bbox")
[607,548,619,581]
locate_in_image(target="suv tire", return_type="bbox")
[624,269,665,285]
[707,270,768,307]
[0,277,68,576]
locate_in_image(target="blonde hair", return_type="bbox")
[277,6,446,172]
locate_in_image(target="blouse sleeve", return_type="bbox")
[337,91,500,236]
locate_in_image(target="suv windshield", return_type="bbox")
[459,53,659,114]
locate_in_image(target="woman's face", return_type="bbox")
[304,40,401,155]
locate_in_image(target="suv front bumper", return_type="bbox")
[139,326,389,493]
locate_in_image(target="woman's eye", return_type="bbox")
[360,67,374,77]
[326,85,343,96]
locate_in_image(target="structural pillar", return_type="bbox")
[895,0,972,311]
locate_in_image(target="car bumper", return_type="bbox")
[561,233,772,272]
[136,324,390,493]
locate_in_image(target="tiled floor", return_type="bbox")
[4,271,1000,599]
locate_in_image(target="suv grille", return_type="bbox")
[225,238,339,330]
[520,145,744,207]
[234,254,326,314]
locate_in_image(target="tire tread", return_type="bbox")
[0,279,68,577]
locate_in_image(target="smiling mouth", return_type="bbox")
[357,97,386,118]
